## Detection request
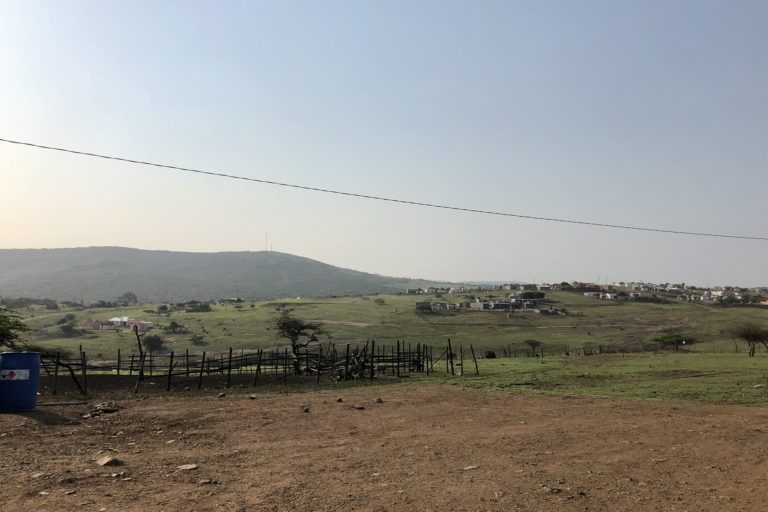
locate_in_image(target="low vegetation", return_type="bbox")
[6,291,768,403]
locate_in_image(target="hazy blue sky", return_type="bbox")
[1,0,767,286]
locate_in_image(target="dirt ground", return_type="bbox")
[2,383,768,511]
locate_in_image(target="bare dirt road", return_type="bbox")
[2,384,768,511]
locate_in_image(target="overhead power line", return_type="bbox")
[1,136,766,241]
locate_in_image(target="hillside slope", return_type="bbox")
[0,247,439,302]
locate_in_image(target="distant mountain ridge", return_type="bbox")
[0,247,441,303]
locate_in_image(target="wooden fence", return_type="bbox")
[39,338,482,395]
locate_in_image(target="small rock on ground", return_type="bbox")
[96,456,123,467]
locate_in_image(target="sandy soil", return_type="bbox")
[2,384,768,511]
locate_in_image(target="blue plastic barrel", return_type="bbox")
[0,352,41,412]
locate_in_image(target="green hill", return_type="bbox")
[0,247,441,302]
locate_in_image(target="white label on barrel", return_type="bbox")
[0,369,30,380]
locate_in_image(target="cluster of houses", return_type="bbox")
[407,287,464,295]
[406,283,559,295]
[417,298,565,314]
[417,291,566,315]
[82,316,154,332]
[585,282,768,303]
[409,280,768,309]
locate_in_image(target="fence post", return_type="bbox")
[447,339,455,376]
[129,354,135,376]
[197,351,206,390]
[185,349,190,377]
[166,351,174,391]
[80,351,88,395]
[407,342,412,372]
[470,345,480,375]
[344,344,350,380]
[117,348,121,376]
[396,340,401,377]
[252,349,263,386]
[283,348,288,383]
[226,347,233,388]
[370,340,376,381]
[133,353,147,394]
[316,345,323,384]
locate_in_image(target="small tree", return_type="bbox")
[654,333,698,352]
[165,320,185,333]
[142,334,166,353]
[0,307,28,351]
[60,324,84,337]
[0,307,66,359]
[736,324,768,357]
[117,292,138,306]
[190,333,208,346]
[274,310,327,374]
[524,339,542,356]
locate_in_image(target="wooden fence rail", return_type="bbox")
[37,339,480,395]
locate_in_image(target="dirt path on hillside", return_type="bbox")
[2,385,768,511]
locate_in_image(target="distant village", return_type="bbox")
[408,281,768,313]
[42,281,767,334]
[83,316,154,332]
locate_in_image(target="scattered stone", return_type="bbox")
[462,465,480,471]
[38,491,50,496]
[177,464,199,471]
[336,397,343,402]
[353,405,366,410]
[92,402,120,414]
[184,386,191,391]
[753,384,765,388]
[374,398,384,403]
[30,472,47,479]
[302,406,310,413]
[198,478,213,485]
[248,395,257,400]
[60,476,77,484]
[64,490,77,496]
[96,456,123,467]
[217,393,226,398]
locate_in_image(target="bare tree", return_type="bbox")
[274,309,327,374]
[736,324,768,357]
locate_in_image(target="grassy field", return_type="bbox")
[12,292,768,404]
[18,291,768,359]
[436,353,768,404]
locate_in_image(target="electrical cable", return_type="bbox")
[1,137,766,241]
